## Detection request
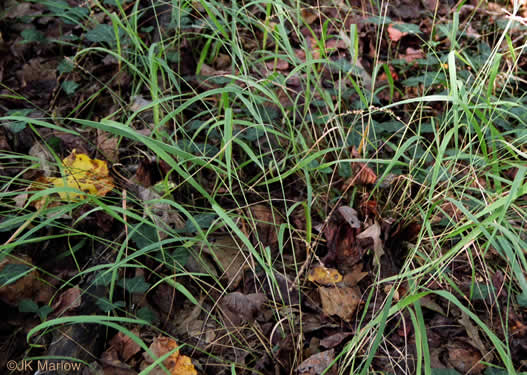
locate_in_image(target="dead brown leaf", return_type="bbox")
[342,263,368,287]
[297,349,336,375]
[401,47,425,63]
[0,255,41,306]
[320,332,352,349]
[447,342,485,374]
[106,330,142,362]
[319,286,361,322]
[97,129,119,164]
[337,206,360,228]
[220,292,266,327]
[52,286,81,316]
[250,204,282,249]
[199,235,249,289]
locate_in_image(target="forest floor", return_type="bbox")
[1,0,527,374]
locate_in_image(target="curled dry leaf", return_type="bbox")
[319,286,361,322]
[141,336,197,375]
[308,265,343,286]
[344,148,377,188]
[356,221,384,265]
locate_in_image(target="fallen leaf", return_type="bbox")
[297,349,336,375]
[387,23,407,41]
[220,292,266,327]
[344,148,377,187]
[342,263,368,287]
[97,129,119,163]
[320,332,352,349]
[52,286,81,316]
[141,336,197,375]
[458,313,493,363]
[337,206,360,228]
[401,47,425,63]
[447,342,485,374]
[319,286,361,322]
[33,149,114,205]
[250,204,282,249]
[0,255,40,306]
[106,330,141,362]
[265,59,289,71]
[356,222,384,265]
[198,235,249,289]
[308,265,343,286]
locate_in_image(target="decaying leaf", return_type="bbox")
[33,149,114,206]
[308,265,343,286]
[141,336,197,375]
[51,286,81,316]
[319,286,361,322]
[344,148,377,187]
[297,349,336,375]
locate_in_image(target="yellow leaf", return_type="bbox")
[34,149,114,204]
[308,265,343,286]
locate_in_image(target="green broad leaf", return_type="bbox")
[85,24,124,47]
[37,305,53,320]
[0,264,32,286]
[94,271,114,286]
[57,59,75,74]
[130,223,159,249]
[184,213,217,233]
[118,276,150,294]
[136,306,159,324]
[431,369,462,375]
[363,16,392,25]
[517,292,527,307]
[484,367,509,375]
[61,81,79,95]
[170,247,189,267]
[393,23,422,34]
[18,299,39,313]
[21,29,46,43]
[96,297,126,312]
[5,109,33,133]
[471,282,496,301]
